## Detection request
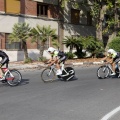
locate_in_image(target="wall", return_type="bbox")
[0,0,5,12]
[64,23,96,37]
[0,15,58,33]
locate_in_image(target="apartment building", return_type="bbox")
[0,0,95,61]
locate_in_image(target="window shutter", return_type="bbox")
[5,0,20,14]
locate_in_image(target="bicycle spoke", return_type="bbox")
[41,68,56,82]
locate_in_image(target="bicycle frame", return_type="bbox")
[49,64,69,77]
[105,63,120,73]
[0,68,14,81]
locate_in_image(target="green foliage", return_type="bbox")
[9,22,31,43]
[66,52,75,59]
[82,36,104,57]
[108,37,120,52]
[38,57,47,62]
[74,51,86,58]
[9,22,31,60]
[63,36,81,53]
[30,25,57,59]
[63,35,104,58]
[90,2,99,19]
[24,58,32,63]
[30,25,57,43]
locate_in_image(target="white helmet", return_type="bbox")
[107,49,115,54]
[47,47,56,53]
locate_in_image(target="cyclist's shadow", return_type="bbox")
[58,76,78,82]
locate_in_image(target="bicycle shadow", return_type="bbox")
[58,76,78,82]
[19,78,30,86]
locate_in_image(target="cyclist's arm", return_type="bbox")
[101,56,108,62]
[48,57,58,66]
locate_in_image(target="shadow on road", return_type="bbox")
[20,79,30,86]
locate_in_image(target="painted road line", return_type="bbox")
[101,106,120,120]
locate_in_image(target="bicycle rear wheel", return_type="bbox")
[41,68,56,82]
[62,67,75,81]
[6,69,22,86]
[97,66,110,79]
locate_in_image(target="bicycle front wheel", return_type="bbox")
[97,66,110,79]
[41,68,56,82]
[6,69,22,86]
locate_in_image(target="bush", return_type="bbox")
[38,57,47,62]
[108,37,120,52]
[24,58,33,63]
[66,52,75,59]
[74,51,86,58]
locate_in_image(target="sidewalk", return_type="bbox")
[8,58,103,70]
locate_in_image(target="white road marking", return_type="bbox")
[101,106,120,120]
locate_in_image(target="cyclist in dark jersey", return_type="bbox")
[0,50,9,80]
[47,47,67,75]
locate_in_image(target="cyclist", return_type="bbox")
[47,47,67,75]
[0,50,9,80]
[101,49,120,76]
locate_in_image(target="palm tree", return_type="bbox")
[9,22,31,61]
[63,36,83,58]
[63,36,77,53]
[30,25,57,59]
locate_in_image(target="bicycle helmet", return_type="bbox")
[47,47,56,53]
[107,49,115,54]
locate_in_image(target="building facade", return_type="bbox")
[0,0,95,61]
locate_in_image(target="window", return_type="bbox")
[71,9,80,24]
[5,34,21,50]
[5,0,20,14]
[87,11,92,25]
[37,3,48,17]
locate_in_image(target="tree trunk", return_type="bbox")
[96,4,106,41]
[22,40,29,60]
[39,42,45,58]
[69,46,73,53]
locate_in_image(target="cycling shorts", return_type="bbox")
[59,56,67,64]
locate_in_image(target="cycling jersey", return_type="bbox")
[51,50,67,63]
[52,50,66,58]
[0,50,9,68]
[0,50,9,58]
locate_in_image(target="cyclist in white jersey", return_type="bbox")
[47,47,67,75]
[102,49,120,75]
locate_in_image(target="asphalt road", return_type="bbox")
[0,66,120,120]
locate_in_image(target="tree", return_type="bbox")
[30,25,57,60]
[9,22,31,61]
[63,36,84,58]
[82,36,104,57]
[63,36,78,53]
[108,37,120,52]
[61,0,120,41]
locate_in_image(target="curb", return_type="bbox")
[8,62,103,70]
[72,62,103,66]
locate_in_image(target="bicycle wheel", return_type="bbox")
[62,67,75,81]
[6,69,22,86]
[41,68,56,82]
[97,66,110,79]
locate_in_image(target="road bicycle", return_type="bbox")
[0,67,22,86]
[41,62,75,82]
[97,62,120,79]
